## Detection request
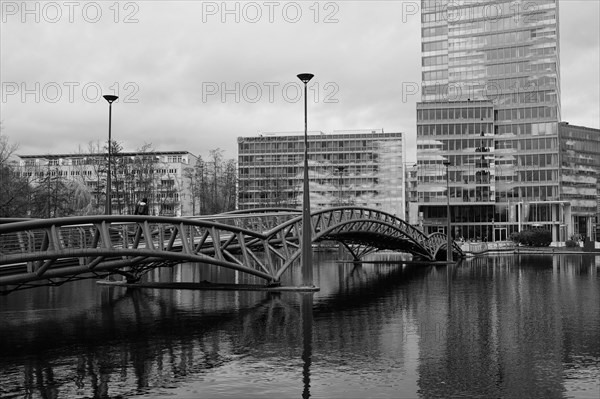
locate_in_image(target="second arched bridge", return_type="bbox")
[0,206,463,293]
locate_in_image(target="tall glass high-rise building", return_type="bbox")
[415,0,566,241]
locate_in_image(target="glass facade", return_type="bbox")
[558,122,600,241]
[237,130,404,215]
[416,100,503,240]
[416,101,495,203]
[416,0,567,241]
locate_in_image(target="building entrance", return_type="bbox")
[494,228,507,242]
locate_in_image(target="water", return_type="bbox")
[1,253,599,398]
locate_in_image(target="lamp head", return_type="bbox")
[103,94,118,104]
[297,73,314,84]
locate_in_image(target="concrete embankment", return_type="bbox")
[460,241,600,257]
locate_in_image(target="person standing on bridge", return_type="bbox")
[135,197,149,215]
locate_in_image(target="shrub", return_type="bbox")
[512,228,552,247]
[509,232,520,243]
[565,240,578,247]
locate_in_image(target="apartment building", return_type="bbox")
[16,151,198,216]
[237,129,405,216]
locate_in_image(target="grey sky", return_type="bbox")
[1,0,598,163]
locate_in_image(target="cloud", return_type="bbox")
[1,0,598,164]
[559,0,600,128]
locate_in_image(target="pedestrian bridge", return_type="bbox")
[0,207,463,294]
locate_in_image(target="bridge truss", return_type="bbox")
[0,207,463,294]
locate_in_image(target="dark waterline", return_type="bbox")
[1,254,599,398]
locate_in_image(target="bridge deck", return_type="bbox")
[0,207,463,294]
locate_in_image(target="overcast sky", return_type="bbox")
[1,0,598,163]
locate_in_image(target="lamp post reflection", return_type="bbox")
[301,293,313,399]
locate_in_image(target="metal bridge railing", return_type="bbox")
[0,207,463,294]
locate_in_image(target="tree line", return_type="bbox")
[0,133,237,218]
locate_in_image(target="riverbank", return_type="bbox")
[461,241,600,257]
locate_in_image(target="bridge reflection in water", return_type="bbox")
[1,253,598,398]
[0,207,464,294]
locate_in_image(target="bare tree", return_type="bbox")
[207,149,222,213]
[72,141,159,215]
[0,134,32,217]
[183,149,237,215]
[109,140,126,214]
[16,160,87,218]
[136,147,160,215]
[221,158,238,211]
[0,129,18,165]
[184,161,204,215]
[203,149,238,214]
[82,140,108,214]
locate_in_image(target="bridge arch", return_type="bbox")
[268,207,463,279]
[0,215,287,290]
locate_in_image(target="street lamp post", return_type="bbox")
[443,160,453,263]
[103,94,118,215]
[297,73,314,287]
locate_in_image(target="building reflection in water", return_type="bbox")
[416,254,599,399]
[0,254,598,398]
